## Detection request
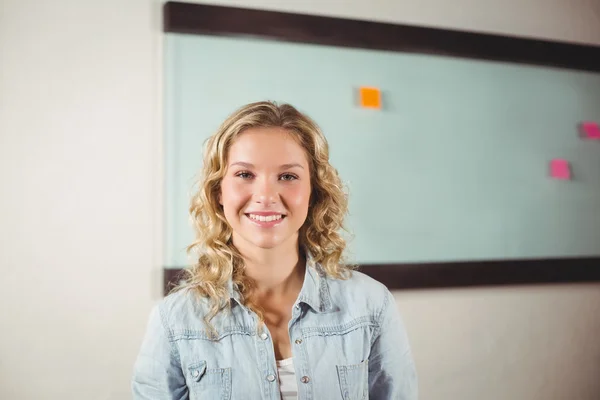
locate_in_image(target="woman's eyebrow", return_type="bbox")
[280,163,304,170]
[229,162,304,170]
[229,161,254,168]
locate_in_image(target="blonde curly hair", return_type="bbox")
[178,101,354,336]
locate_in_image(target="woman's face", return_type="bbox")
[219,127,312,252]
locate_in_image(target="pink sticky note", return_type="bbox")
[550,159,571,180]
[580,121,600,139]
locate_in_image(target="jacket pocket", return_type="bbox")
[336,360,368,400]
[187,360,232,400]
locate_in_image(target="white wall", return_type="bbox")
[1,1,599,399]
[397,286,600,399]
[0,1,162,398]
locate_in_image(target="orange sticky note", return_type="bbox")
[359,87,381,109]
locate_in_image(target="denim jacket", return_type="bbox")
[132,260,418,399]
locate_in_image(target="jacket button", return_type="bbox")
[192,370,200,377]
[301,376,310,384]
[266,374,276,382]
[295,339,302,345]
[260,332,268,340]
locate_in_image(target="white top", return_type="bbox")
[277,357,298,400]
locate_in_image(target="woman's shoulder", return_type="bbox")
[154,287,210,328]
[326,269,395,313]
[333,268,389,293]
[160,286,197,308]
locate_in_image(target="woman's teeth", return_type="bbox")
[248,214,283,222]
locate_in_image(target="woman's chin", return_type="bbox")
[248,237,281,250]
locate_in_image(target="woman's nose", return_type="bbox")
[255,179,278,205]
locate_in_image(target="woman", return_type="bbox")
[132,101,418,399]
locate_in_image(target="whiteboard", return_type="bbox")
[164,33,600,267]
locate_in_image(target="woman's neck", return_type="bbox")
[235,239,306,298]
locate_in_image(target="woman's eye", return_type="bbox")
[280,173,298,181]
[236,171,253,179]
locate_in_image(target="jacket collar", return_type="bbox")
[296,254,336,313]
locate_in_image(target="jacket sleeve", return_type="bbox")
[132,304,189,400]
[368,289,418,399]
